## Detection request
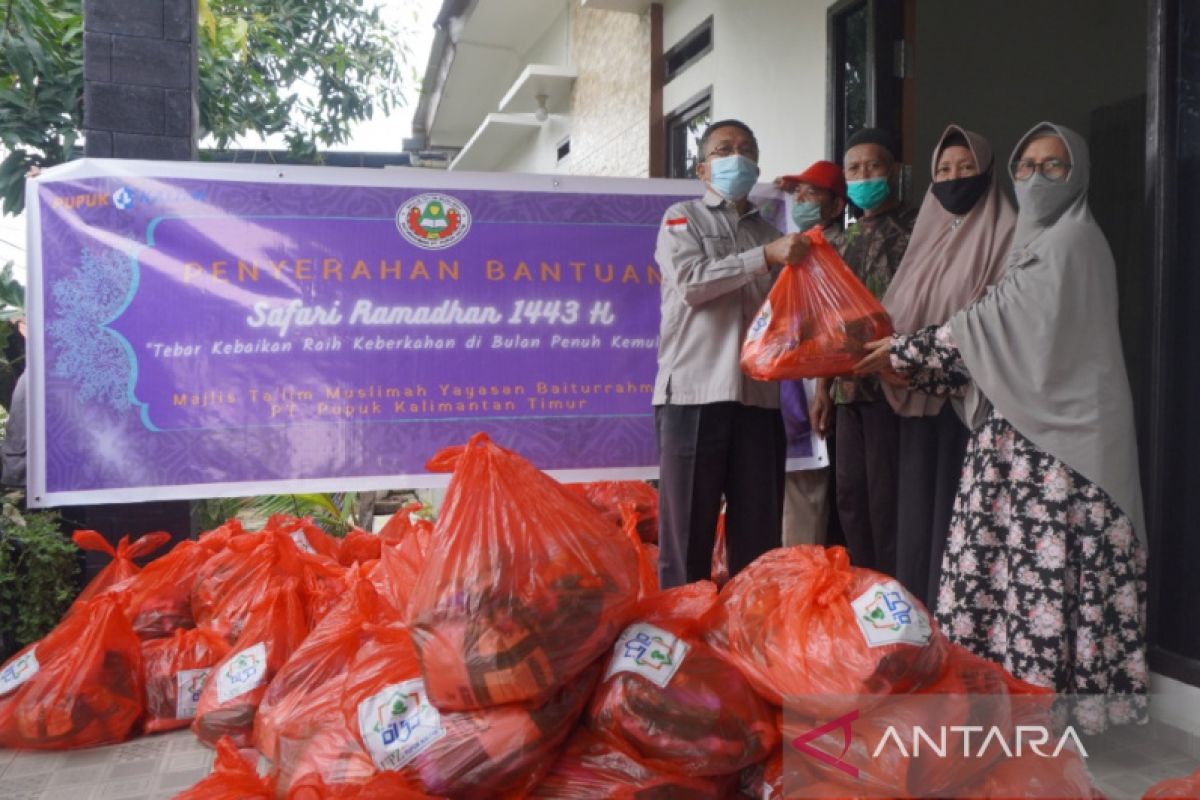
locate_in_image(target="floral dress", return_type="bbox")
[891,324,1148,733]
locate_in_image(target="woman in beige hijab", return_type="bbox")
[857,122,1147,733]
[875,125,1015,610]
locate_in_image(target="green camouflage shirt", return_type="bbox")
[826,205,919,404]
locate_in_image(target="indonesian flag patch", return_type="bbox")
[665,216,688,232]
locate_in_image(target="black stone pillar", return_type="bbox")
[75,0,197,573]
[83,0,197,160]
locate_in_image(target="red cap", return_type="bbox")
[780,160,847,198]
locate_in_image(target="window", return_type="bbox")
[556,138,570,162]
[827,0,905,160]
[664,16,713,83]
[665,89,711,179]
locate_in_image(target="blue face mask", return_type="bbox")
[846,176,891,211]
[708,154,760,201]
[791,200,824,231]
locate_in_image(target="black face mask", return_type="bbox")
[930,170,992,216]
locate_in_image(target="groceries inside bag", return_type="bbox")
[741,227,893,379]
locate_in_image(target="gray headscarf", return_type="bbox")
[948,122,1146,546]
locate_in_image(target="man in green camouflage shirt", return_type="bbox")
[811,128,917,577]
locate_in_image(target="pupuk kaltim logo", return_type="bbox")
[397,193,472,250]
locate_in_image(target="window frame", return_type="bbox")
[664,87,713,179]
[664,15,714,84]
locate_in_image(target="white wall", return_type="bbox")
[494,115,573,174]
[663,0,829,180]
[487,3,573,174]
[524,1,571,68]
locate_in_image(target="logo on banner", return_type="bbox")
[112,187,136,211]
[397,193,471,249]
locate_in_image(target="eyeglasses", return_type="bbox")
[706,143,759,160]
[1012,158,1072,182]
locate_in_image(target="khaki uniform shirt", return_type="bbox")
[652,189,782,408]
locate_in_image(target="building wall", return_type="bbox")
[493,0,651,177]
[566,2,651,176]
[662,0,829,180]
[910,0,1146,198]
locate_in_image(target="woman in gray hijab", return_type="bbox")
[857,122,1147,733]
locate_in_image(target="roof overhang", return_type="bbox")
[411,0,567,152]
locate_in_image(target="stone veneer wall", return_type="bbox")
[566,2,651,177]
[83,0,197,160]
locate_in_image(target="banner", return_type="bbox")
[27,159,820,506]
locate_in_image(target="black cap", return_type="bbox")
[845,127,899,161]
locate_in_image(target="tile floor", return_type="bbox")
[0,719,1196,799]
[0,731,213,800]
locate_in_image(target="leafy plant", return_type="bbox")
[194,491,365,538]
[0,0,83,216]
[0,498,78,656]
[0,0,411,214]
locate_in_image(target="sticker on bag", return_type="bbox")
[851,580,932,648]
[0,649,39,695]
[358,678,446,771]
[745,302,772,343]
[290,530,317,555]
[216,641,268,703]
[606,623,689,688]
[175,667,211,719]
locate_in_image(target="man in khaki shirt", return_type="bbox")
[653,119,810,588]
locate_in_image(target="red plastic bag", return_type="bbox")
[339,528,383,566]
[587,581,778,776]
[407,433,639,710]
[705,546,948,714]
[192,578,310,747]
[741,227,894,380]
[779,645,1053,798]
[143,626,230,734]
[377,502,426,546]
[119,540,215,639]
[269,514,342,561]
[341,623,596,797]
[197,518,248,550]
[173,736,275,800]
[572,481,660,543]
[288,771,443,800]
[255,566,391,763]
[70,529,171,610]
[971,746,1100,800]
[711,513,729,587]
[193,529,344,644]
[0,594,143,749]
[369,518,433,617]
[1144,767,1200,799]
[529,728,736,799]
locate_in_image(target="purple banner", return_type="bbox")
[29,161,752,504]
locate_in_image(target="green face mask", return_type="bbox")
[846,176,891,211]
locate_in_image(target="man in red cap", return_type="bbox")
[777,160,847,235]
[773,161,847,548]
